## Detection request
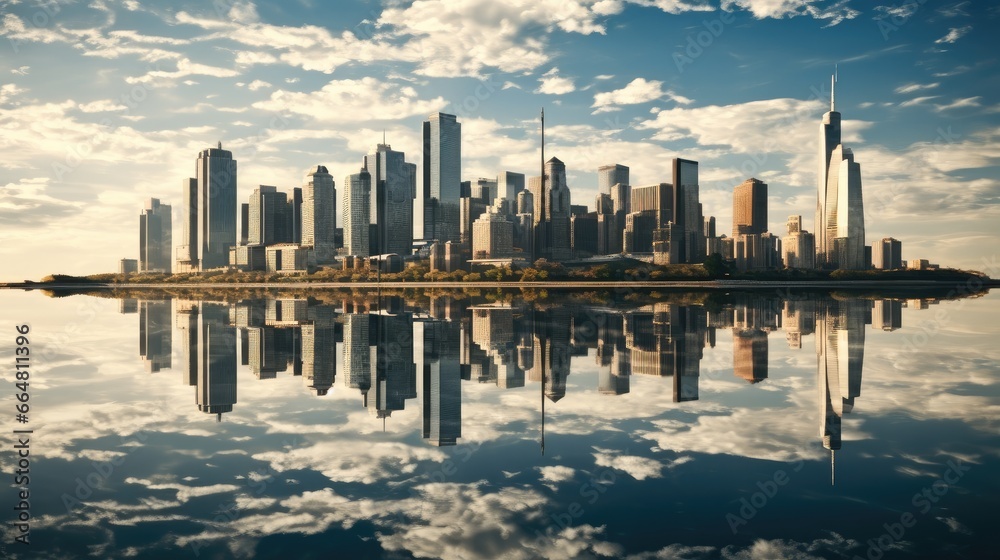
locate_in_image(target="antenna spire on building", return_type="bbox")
[831,64,838,112]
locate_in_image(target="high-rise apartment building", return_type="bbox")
[598,164,629,196]
[672,158,703,264]
[498,171,526,204]
[139,198,172,273]
[343,169,371,257]
[196,143,237,270]
[365,143,415,256]
[872,237,902,270]
[733,178,768,236]
[303,165,336,263]
[422,113,461,243]
[247,185,291,246]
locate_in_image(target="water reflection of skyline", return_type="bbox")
[121,295,918,456]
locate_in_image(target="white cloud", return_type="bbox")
[253,77,447,124]
[722,0,860,25]
[935,25,972,44]
[592,78,669,113]
[899,96,939,107]
[125,58,240,86]
[247,79,272,91]
[537,68,576,95]
[234,51,279,66]
[0,83,26,104]
[77,100,129,113]
[934,96,981,112]
[894,82,939,94]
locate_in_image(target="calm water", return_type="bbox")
[0,288,997,559]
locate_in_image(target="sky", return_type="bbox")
[0,0,998,280]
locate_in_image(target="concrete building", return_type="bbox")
[782,215,816,269]
[598,164,629,196]
[498,171,526,204]
[732,178,767,236]
[528,157,573,260]
[571,212,599,257]
[471,208,514,260]
[139,198,172,273]
[265,244,309,273]
[302,165,336,263]
[119,258,138,274]
[872,237,902,270]
[631,183,673,228]
[247,185,292,246]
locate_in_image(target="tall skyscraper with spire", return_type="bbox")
[422,113,462,244]
[816,71,866,269]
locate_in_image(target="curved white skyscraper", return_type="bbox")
[816,74,865,269]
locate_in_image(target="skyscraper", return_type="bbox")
[528,157,572,260]
[196,143,238,270]
[472,207,514,259]
[816,74,866,269]
[247,185,291,246]
[423,113,462,243]
[343,169,371,257]
[673,158,703,263]
[139,198,172,273]
[732,178,768,236]
[177,178,198,272]
[872,237,902,270]
[303,165,336,263]
[498,171,526,204]
[365,143,415,256]
[598,164,629,196]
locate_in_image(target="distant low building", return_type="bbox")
[266,244,309,273]
[872,237,902,270]
[119,258,138,274]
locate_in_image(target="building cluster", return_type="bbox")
[123,293,930,466]
[128,81,927,275]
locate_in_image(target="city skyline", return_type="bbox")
[1,1,998,281]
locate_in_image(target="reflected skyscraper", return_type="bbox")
[817,298,865,482]
[733,329,768,384]
[139,299,172,373]
[422,318,462,446]
[186,302,238,420]
[302,304,336,396]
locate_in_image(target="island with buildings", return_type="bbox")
[9,76,994,290]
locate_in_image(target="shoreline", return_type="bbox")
[3,279,997,291]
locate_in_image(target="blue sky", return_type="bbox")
[1,0,998,279]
